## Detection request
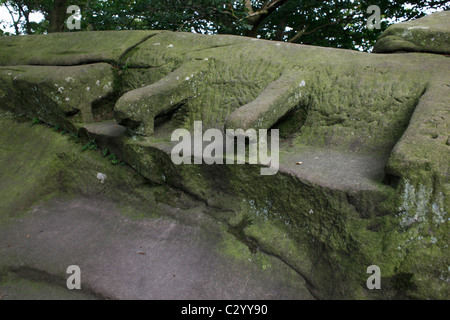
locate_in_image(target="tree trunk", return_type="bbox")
[274,17,287,41]
[48,0,68,33]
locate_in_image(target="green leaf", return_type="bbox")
[81,141,91,151]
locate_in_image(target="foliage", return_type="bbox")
[1,0,449,51]
[81,138,97,151]
[108,153,121,165]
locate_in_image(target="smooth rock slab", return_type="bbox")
[0,196,313,300]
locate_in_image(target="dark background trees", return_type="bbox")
[1,0,449,51]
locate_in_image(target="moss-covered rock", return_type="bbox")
[0,22,448,299]
[0,30,160,66]
[0,64,116,126]
[373,11,450,54]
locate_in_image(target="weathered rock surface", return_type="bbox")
[0,12,448,300]
[0,30,161,66]
[373,11,450,54]
[0,64,115,124]
[0,113,313,300]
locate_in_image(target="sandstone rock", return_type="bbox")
[0,23,448,299]
[0,30,160,66]
[0,63,115,127]
[0,113,312,300]
[373,11,450,54]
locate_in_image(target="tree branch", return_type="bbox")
[288,15,355,43]
[245,0,289,37]
[17,2,32,34]
[5,2,21,35]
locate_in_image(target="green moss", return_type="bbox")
[0,112,155,223]
[374,11,450,54]
[218,232,274,272]
[0,28,448,299]
[0,30,161,66]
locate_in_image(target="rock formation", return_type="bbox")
[0,11,448,299]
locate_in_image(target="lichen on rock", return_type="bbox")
[0,11,448,299]
[373,11,450,54]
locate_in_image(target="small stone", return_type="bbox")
[96,172,107,183]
